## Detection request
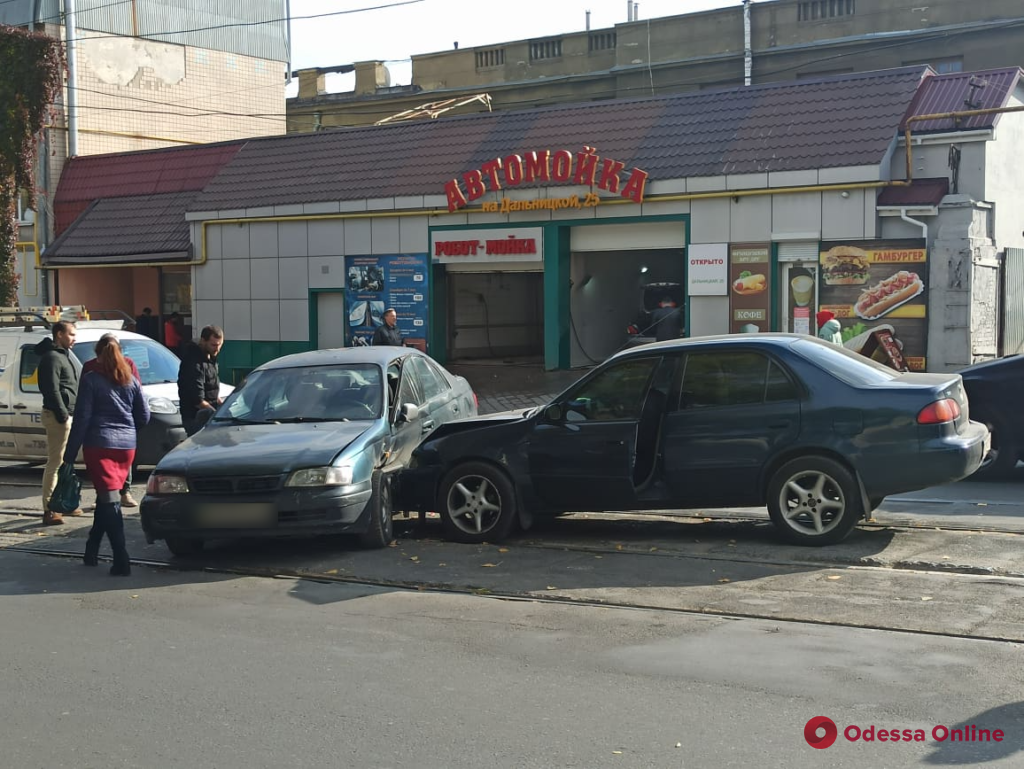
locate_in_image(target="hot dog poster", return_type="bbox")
[818,240,928,370]
[729,244,772,334]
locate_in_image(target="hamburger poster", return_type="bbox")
[818,239,928,370]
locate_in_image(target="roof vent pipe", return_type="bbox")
[634,3,639,20]
[586,10,591,31]
[65,0,80,157]
[743,0,752,86]
[627,0,632,22]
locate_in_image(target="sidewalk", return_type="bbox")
[447,360,588,415]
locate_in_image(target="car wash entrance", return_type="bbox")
[568,222,687,367]
[432,227,545,360]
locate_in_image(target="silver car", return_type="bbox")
[141,347,477,556]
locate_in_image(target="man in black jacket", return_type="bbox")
[177,325,224,437]
[35,321,81,524]
[371,308,403,346]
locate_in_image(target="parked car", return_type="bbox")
[0,322,232,465]
[140,347,477,556]
[399,335,987,546]
[959,354,1023,479]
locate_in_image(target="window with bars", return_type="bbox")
[798,0,855,21]
[588,32,616,53]
[474,48,505,69]
[530,38,562,61]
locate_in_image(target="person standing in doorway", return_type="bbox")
[177,325,224,437]
[164,312,184,352]
[82,334,142,508]
[372,308,403,346]
[35,321,81,525]
[650,297,683,342]
[135,307,159,339]
[64,336,150,576]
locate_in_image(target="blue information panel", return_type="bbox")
[345,253,429,351]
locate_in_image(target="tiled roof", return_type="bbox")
[900,68,1022,133]
[53,140,245,234]
[190,67,930,212]
[877,177,949,207]
[43,192,195,265]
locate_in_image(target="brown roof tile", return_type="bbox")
[190,67,930,212]
[44,192,195,265]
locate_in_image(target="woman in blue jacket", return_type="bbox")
[65,337,150,576]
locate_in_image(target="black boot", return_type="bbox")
[83,522,102,566]
[107,501,131,576]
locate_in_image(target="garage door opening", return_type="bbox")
[570,249,686,365]
[449,272,544,360]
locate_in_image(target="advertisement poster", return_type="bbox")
[818,240,928,370]
[728,244,771,333]
[345,253,429,351]
[687,243,729,296]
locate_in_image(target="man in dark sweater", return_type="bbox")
[35,321,81,524]
[371,308,403,346]
[177,325,224,437]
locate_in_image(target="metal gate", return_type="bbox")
[1004,248,1024,356]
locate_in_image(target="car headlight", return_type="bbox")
[148,396,178,415]
[146,474,189,495]
[284,465,354,487]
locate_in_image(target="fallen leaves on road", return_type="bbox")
[409,556,419,562]
[827,575,842,581]
[615,544,623,551]
[718,578,731,583]
[324,569,339,575]
[546,586,557,590]
[921,596,934,601]
[481,562,498,568]
[498,547,509,553]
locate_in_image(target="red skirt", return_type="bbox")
[83,447,135,493]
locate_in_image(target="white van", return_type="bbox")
[0,318,232,465]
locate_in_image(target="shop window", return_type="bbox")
[530,38,562,62]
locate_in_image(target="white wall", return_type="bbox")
[192,214,428,342]
[984,94,1024,251]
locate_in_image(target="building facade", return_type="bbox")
[1,0,289,310]
[288,0,1024,133]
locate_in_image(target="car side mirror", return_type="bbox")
[195,407,215,428]
[397,403,420,423]
[544,403,564,422]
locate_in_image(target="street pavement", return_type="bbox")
[3,549,1024,768]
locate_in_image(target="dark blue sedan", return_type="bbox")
[399,335,987,546]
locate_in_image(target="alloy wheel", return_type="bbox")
[777,469,847,537]
[445,474,504,535]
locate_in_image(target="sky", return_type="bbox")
[286,0,751,94]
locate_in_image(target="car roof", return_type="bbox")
[257,346,431,371]
[610,333,806,360]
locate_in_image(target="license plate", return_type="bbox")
[196,503,276,528]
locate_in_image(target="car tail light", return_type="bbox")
[917,398,961,424]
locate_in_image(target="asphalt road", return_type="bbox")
[2,550,1023,769]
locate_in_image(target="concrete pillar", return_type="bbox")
[296,69,325,99]
[927,195,997,371]
[354,61,391,95]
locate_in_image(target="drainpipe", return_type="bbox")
[900,208,929,240]
[743,0,752,86]
[64,0,80,157]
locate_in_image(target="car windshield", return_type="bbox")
[72,337,181,385]
[791,338,900,387]
[214,363,384,423]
